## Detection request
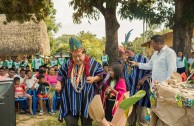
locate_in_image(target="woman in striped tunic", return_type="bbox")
[55,37,104,126]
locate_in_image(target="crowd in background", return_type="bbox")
[0,52,67,115]
[1,35,194,125]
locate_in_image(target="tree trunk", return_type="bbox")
[104,7,120,63]
[173,0,193,58]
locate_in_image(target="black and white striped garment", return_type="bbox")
[58,58,104,120]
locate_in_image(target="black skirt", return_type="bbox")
[105,98,115,121]
[177,67,185,74]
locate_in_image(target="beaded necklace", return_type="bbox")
[70,63,85,93]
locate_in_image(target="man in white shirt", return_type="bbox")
[130,35,177,88]
[20,69,26,84]
[32,53,44,72]
[24,70,39,90]
[57,53,66,66]
[4,68,19,80]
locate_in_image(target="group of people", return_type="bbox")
[0,52,66,74]
[176,51,194,75]
[0,52,68,116]
[13,65,60,115]
[1,34,193,125]
[54,35,194,126]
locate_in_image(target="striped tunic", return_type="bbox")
[123,54,151,108]
[58,58,104,119]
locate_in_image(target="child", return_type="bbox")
[102,63,126,121]
[37,75,54,115]
[14,77,33,115]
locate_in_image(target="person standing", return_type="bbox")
[13,57,21,71]
[55,37,104,126]
[0,57,4,68]
[32,53,44,72]
[130,35,177,88]
[50,56,58,67]
[176,51,188,74]
[5,56,13,69]
[57,53,66,66]
[22,56,28,69]
[102,63,126,121]
[101,50,109,67]
[121,50,151,126]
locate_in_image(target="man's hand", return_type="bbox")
[137,79,145,90]
[35,79,39,83]
[129,61,138,66]
[86,76,96,84]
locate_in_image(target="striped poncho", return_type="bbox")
[58,58,104,119]
[124,54,151,108]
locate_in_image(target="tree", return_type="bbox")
[173,0,194,57]
[51,32,105,62]
[69,0,175,63]
[78,31,105,62]
[120,0,194,58]
[0,0,52,23]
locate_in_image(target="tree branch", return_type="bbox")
[92,1,106,16]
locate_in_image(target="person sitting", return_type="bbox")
[0,67,7,81]
[14,77,33,115]
[47,67,57,87]
[19,69,26,84]
[37,75,54,115]
[25,70,39,90]
[5,68,18,80]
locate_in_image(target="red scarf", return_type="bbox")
[68,56,90,77]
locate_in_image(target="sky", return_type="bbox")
[53,0,145,43]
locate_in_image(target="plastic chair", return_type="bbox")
[15,98,27,113]
[31,90,50,115]
[27,89,36,115]
[53,91,61,112]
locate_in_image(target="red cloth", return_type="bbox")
[181,72,187,81]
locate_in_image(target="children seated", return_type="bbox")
[37,75,54,115]
[14,77,33,115]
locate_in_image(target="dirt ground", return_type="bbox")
[16,113,57,126]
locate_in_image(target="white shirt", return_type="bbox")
[102,55,108,62]
[34,58,42,69]
[58,58,65,65]
[188,58,194,65]
[20,76,25,84]
[26,77,39,89]
[138,45,177,86]
[176,57,185,68]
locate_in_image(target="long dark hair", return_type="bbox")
[107,62,123,86]
[178,51,184,61]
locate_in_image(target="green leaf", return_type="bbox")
[119,90,146,110]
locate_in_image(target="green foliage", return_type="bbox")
[119,0,174,27]
[120,90,146,110]
[51,34,75,55]
[0,0,53,23]
[51,32,105,62]
[122,28,172,55]
[78,31,105,62]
